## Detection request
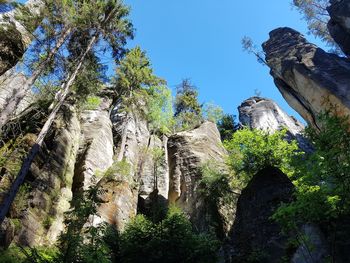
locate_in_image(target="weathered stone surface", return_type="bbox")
[168,121,234,233]
[95,106,151,230]
[292,224,329,263]
[327,0,350,57]
[97,179,137,232]
[0,218,14,248]
[238,96,311,151]
[139,135,169,201]
[0,0,43,76]
[15,103,80,246]
[229,167,294,263]
[74,96,114,190]
[263,27,350,129]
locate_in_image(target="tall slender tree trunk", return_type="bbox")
[0,32,96,225]
[0,5,120,224]
[0,26,72,129]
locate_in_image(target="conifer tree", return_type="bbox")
[0,0,134,224]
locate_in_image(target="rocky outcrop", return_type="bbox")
[15,103,80,246]
[168,121,235,234]
[327,0,350,57]
[73,95,114,191]
[0,0,44,76]
[229,167,294,262]
[238,97,310,151]
[263,27,350,129]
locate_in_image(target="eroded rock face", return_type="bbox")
[97,179,137,232]
[229,167,294,263]
[327,0,350,56]
[73,96,114,190]
[168,122,235,233]
[16,103,81,246]
[263,27,350,129]
[238,97,311,151]
[0,0,44,76]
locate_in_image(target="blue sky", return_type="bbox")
[124,0,326,122]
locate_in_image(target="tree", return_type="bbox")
[224,128,300,189]
[217,113,238,141]
[113,47,173,134]
[0,0,134,225]
[272,111,350,260]
[203,102,224,124]
[291,0,342,54]
[174,79,203,130]
[120,207,220,263]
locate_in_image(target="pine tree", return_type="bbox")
[174,78,203,130]
[0,0,134,224]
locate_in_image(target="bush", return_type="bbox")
[120,206,220,263]
[224,128,300,189]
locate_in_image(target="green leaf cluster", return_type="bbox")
[224,128,300,189]
[273,111,350,234]
[120,206,220,263]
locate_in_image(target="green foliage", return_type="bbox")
[217,113,238,141]
[82,96,102,110]
[104,159,132,182]
[199,161,236,237]
[120,206,220,263]
[224,128,300,189]
[203,102,224,124]
[57,185,112,263]
[174,79,203,131]
[114,46,165,98]
[273,111,350,233]
[114,47,173,134]
[146,86,174,134]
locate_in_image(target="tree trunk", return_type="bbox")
[0,32,97,225]
[0,4,120,224]
[0,26,72,130]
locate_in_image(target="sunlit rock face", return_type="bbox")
[327,0,350,57]
[73,95,114,191]
[238,96,311,151]
[262,27,350,129]
[168,121,237,235]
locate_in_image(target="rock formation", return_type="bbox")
[327,0,350,57]
[229,167,294,262]
[168,122,236,235]
[263,27,350,129]
[238,96,311,151]
[0,0,44,76]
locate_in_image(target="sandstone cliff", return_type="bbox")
[263,27,350,129]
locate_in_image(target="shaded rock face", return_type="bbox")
[229,167,294,263]
[168,122,235,234]
[238,97,311,151]
[327,0,350,56]
[0,0,43,76]
[262,27,350,129]
[16,104,81,246]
